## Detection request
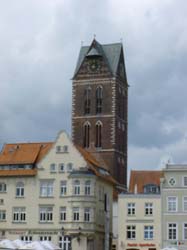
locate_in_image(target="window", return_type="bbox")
[184,197,187,212]
[16,182,24,197]
[168,197,177,212]
[83,122,90,148]
[0,183,6,193]
[145,203,153,216]
[60,207,66,221]
[73,180,80,195]
[67,163,73,172]
[13,207,26,222]
[184,177,187,186]
[60,180,67,196]
[20,236,32,243]
[59,163,65,172]
[40,180,54,197]
[39,207,53,222]
[59,236,71,250]
[127,203,135,215]
[144,226,154,240]
[84,87,91,114]
[126,225,136,239]
[63,145,68,153]
[84,208,91,222]
[95,121,102,148]
[143,184,160,194]
[85,180,91,195]
[73,207,79,221]
[84,207,90,222]
[39,236,52,241]
[0,210,6,221]
[184,223,187,240]
[56,146,61,153]
[50,163,56,172]
[96,86,103,114]
[168,223,177,240]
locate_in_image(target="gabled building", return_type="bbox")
[118,170,163,250]
[72,39,128,186]
[0,131,116,250]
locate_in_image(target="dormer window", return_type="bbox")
[143,184,160,194]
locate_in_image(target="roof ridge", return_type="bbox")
[5,142,53,145]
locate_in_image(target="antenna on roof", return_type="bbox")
[93,34,96,39]
[81,41,84,46]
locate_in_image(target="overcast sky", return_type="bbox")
[0,0,187,176]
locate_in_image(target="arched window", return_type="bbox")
[95,121,102,148]
[84,87,91,114]
[83,122,90,148]
[96,86,103,114]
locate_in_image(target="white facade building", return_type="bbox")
[118,171,163,250]
[161,164,187,249]
[0,131,115,250]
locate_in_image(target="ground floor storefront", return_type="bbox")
[0,229,106,250]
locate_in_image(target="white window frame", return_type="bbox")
[67,163,73,172]
[126,225,136,240]
[73,180,80,195]
[127,203,135,216]
[0,210,6,221]
[73,207,79,221]
[183,223,187,240]
[39,236,52,241]
[60,180,67,196]
[85,180,91,195]
[167,196,177,212]
[144,225,154,240]
[59,163,65,172]
[13,207,26,222]
[183,197,187,212]
[84,208,91,222]
[0,183,6,193]
[145,203,153,216]
[20,236,32,243]
[40,180,54,197]
[167,223,178,240]
[59,236,71,250]
[39,206,53,222]
[60,207,66,221]
[16,182,24,197]
[50,163,56,173]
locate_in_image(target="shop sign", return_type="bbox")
[128,243,156,247]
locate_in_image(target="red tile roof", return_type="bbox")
[76,146,117,186]
[0,142,53,165]
[129,170,164,193]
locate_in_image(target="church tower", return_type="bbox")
[72,39,128,186]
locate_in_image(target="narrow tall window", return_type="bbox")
[84,87,91,114]
[95,121,102,148]
[73,180,80,195]
[16,182,24,197]
[96,86,103,113]
[83,122,90,148]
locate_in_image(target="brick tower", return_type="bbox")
[72,39,128,186]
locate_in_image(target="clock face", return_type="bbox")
[88,59,100,72]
